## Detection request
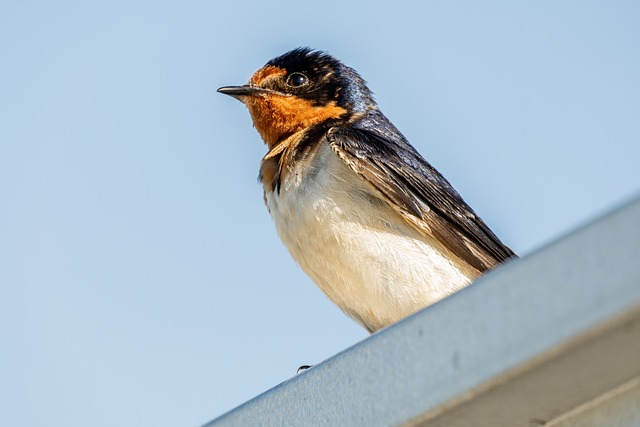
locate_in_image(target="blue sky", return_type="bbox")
[1,1,639,426]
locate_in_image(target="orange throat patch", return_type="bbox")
[244,94,347,149]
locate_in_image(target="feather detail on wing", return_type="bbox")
[327,110,516,273]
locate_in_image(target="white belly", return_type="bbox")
[264,142,473,332]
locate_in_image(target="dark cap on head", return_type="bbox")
[265,47,375,113]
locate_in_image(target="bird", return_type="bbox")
[218,48,516,333]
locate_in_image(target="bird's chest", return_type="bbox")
[264,143,379,267]
[262,142,471,331]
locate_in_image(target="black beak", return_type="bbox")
[217,85,268,100]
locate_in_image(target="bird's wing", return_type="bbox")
[327,110,516,273]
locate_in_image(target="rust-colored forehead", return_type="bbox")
[249,65,287,85]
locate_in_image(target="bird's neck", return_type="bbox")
[245,94,347,149]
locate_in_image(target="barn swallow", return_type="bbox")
[218,48,516,333]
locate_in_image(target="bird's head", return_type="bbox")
[218,48,375,148]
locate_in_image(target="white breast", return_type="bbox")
[264,141,473,332]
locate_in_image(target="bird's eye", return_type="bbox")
[286,72,309,87]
